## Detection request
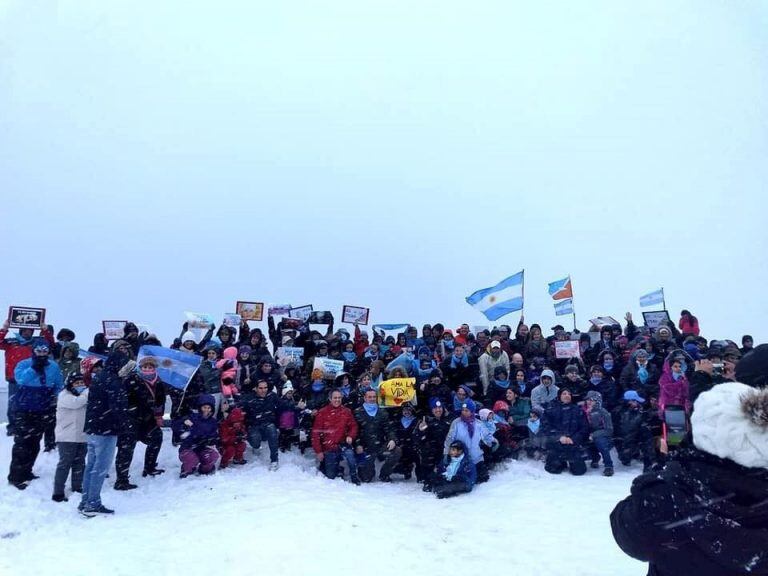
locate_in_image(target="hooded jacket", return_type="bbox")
[311,402,358,454]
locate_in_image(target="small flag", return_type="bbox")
[466,271,525,321]
[640,288,664,308]
[548,276,573,300]
[554,298,574,316]
[137,345,202,390]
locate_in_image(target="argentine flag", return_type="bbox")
[138,345,202,390]
[466,271,524,321]
[554,298,574,316]
[640,288,664,308]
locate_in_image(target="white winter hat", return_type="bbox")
[691,382,768,469]
[181,331,197,344]
[282,381,294,396]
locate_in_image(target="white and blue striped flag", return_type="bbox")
[466,271,524,321]
[137,345,202,390]
[554,298,574,316]
[640,288,664,308]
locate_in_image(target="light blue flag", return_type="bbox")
[137,345,202,390]
[372,323,410,332]
[465,271,525,321]
[554,298,574,316]
[640,289,664,308]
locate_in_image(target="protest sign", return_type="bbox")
[223,313,242,329]
[378,377,417,407]
[268,304,292,317]
[289,305,313,322]
[236,301,264,322]
[8,306,46,330]
[276,346,305,367]
[341,305,370,325]
[589,316,620,329]
[185,311,214,330]
[643,310,671,330]
[102,320,128,341]
[311,357,344,380]
[308,311,333,325]
[555,340,581,359]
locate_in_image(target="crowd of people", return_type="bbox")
[1,309,765,518]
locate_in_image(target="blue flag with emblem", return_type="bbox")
[465,271,525,321]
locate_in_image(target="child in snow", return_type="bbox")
[52,373,89,502]
[432,440,476,499]
[393,402,419,479]
[218,398,247,468]
[525,406,546,459]
[617,390,656,472]
[277,382,304,452]
[174,394,220,478]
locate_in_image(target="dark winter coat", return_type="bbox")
[620,361,660,399]
[590,376,621,412]
[198,360,222,395]
[617,405,652,448]
[240,391,278,427]
[84,351,131,436]
[542,401,588,445]
[611,447,768,576]
[436,444,477,487]
[414,415,450,466]
[439,355,477,390]
[353,405,395,454]
[124,374,167,438]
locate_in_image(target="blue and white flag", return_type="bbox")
[466,271,525,321]
[640,288,664,308]
[372,323,410,333]
[554,298,574,316]
[138,345,202,390]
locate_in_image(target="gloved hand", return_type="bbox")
[118,360,137,378]
[32,355,49,372]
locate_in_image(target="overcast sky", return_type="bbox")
[1,1,766,347]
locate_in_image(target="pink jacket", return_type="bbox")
[658,361,691,415]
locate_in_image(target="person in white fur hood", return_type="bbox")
[610,381,768,576]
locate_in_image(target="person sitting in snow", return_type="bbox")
[174,394,220,478]
[542,387,588,476]
[431,440,476,499]
[277,382,305,452]
[415,398,451,488]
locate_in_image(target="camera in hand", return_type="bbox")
[712,363,724,376]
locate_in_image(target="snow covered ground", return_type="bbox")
[0,428,646,576]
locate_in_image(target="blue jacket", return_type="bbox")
[13,357,64,413]
[444,417,495,464]
[173,411,219,451]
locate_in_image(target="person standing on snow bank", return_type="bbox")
[611,382,768,576]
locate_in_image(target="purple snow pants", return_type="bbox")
[179,447,220,475]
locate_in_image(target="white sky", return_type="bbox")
[1,1,766,346]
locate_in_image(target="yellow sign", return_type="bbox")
[378,377,417,407]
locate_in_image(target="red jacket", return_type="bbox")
[353,325,368,358]
[0,327,54,381]
[219,407,246,445]
[311,403,358,455]
[678,316,700,337]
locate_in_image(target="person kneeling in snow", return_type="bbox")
[611,382,768,576]
[174,395,220,478]
[431,440,476,499]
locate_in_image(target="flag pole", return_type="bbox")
[661,287,666,311]
[521,268,526,319]
[570,275,576,331]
